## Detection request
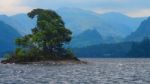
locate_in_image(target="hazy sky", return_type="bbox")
[0,0,150,17]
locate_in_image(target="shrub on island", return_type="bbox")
[1,9,79,64]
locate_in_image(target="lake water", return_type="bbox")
[0,58,150,84]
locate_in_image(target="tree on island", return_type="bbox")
[2,9,79,63]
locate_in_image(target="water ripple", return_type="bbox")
[0,58,150,84]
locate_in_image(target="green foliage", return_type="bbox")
[15,48,25,57]
[26,9,72,52]
[4,54,11,59]
[3,9,78,63]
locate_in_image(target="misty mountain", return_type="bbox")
[0,15,25,35]
[70,29,103,48]
[6,8,145,40]
[0,21,21,57]
[57,8,118,38]
[99,12,146,37]
[10,14,36,35]
[57,8,145,39]
[0,8,146,45]
[126,17,150,41]
[0,14,36,35]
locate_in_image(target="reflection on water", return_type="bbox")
[0,58,150,84]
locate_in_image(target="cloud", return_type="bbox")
[20,0,150,17]
[126,9,150,17]
[0,0,150,17]
[0,0,31,15]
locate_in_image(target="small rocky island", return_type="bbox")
[1,9,82,64]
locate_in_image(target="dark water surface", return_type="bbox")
[0,58,150,84]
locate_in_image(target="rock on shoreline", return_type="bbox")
[1,60,87,65]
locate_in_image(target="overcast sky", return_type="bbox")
[0,0,150,17]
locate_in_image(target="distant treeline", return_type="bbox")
[73,38,150,58]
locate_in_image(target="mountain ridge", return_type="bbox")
[0,20,21,57]
[126,17,150,41]
[56,8,146,39]
[70,29,103,48]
